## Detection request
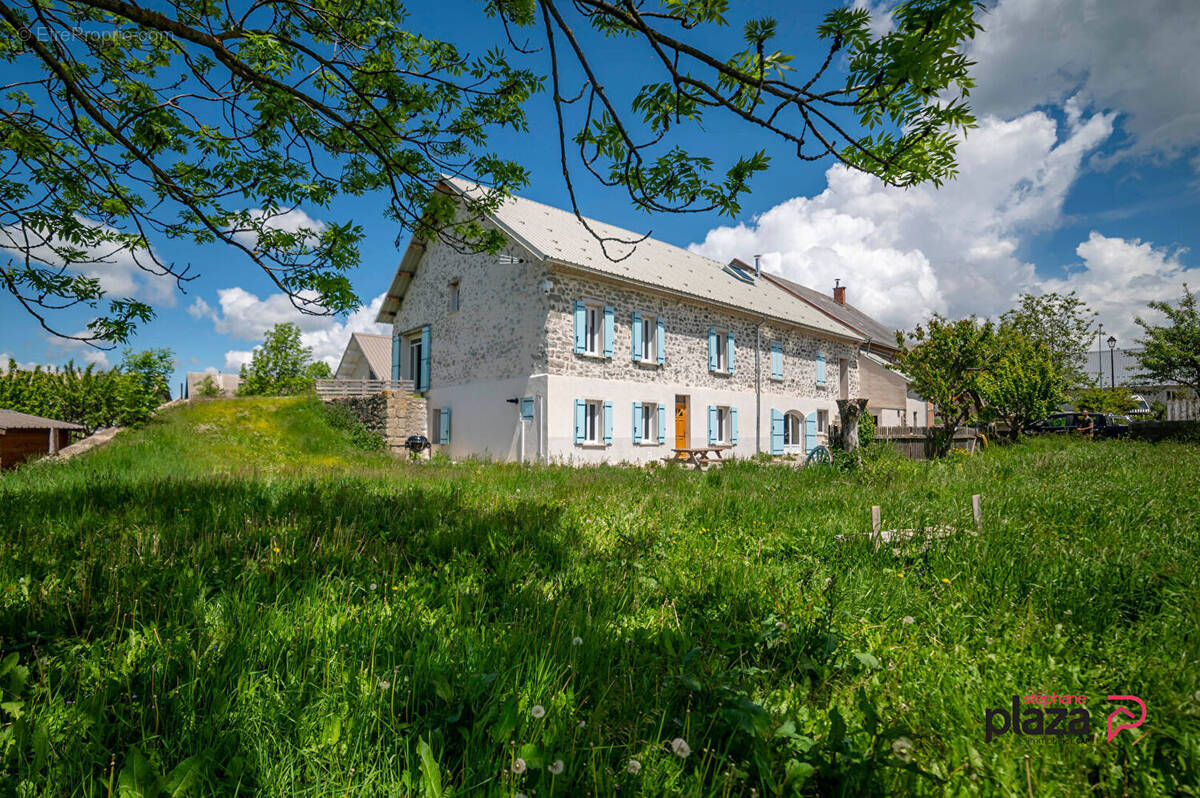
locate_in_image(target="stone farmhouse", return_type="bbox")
[375,179,912,464]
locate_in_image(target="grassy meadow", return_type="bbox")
[1,397,1199,796]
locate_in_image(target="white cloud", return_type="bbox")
[223,349,255,372]
[43,334,111,369]
[966,0,1200,168]
[187,296,215,320]
[1038,232,1197,342]
[199,289,389,369]
[228,208,325,248]
[691,110,1114,330]
[0,218,178,308]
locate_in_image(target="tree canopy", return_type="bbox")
[1,0,980,345]
[238,322,331,396]
[1134,285,1200,395]
[999,291,1095,390]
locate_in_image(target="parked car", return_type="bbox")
[1027,412,1131,438]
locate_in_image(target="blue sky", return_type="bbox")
[3,0,1199,395]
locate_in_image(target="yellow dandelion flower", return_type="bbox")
[941,578,950,584]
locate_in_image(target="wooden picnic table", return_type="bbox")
[669,446,729,470]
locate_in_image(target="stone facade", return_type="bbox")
[391,237,551,387]
[327,391,428,451]
[545,269,860,398]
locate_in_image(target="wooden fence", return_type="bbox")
[873,426,980,460]
[314,379,415,398]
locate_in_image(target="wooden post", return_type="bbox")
[871,505,882,549]
[971,494,982,533]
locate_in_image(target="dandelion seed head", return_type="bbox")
[530,704,545,718]
[891,737,914,761]
[572,636,583,646]
[548,759,564,775]
[627,759,642,775]
[512,758,527,774]
[670,738,691,758]
[902,616,915,625]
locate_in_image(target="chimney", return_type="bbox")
[833,278,846,305]
[753,254,761,277]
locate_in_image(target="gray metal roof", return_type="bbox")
[381,179,864,341]
[336,333,392,379]
[0,408,84,430]
[764,273,898,349]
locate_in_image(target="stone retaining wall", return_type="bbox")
[326,390,428,451]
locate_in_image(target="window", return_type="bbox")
[641,317,655,361]
[783,412,802,447]
[584,399,601,443]
[448,280,460,312]
[770,342,783,380]
[817,410,828,433]
[434,408,451,444]
[714,406,732,443]
[715,332,728,371]
[641,402,657,442]
[913,410,918,428]
[406,335,423,382]
[585,305,601,354]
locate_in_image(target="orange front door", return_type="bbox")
[674,397,688,452]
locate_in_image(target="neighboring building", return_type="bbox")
[1083,347,1197,419]
[0,408,83,470]
[185,371,241,398]
[764,273,931,429]
[376,179,870,464]
[334,333,393,380]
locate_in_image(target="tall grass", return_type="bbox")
[1,398,1198,795]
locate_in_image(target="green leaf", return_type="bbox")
[853,651,881,670]
[161,755,204,796]
[117,747,159,798]
[417,738,443,798]
[517,742,545,769]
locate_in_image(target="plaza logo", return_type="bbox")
[984,693,1146,743]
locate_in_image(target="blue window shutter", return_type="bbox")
[632,401,642,443]
[391,333,400,381]
[631,312,642,361]
[730,406,738,445]
[771,343,783,379]
[805,413,818,455]
[771,409,784,455]
[656,317,665,364]
[708,328,717,371]
[439,408,451,444]
[727,331,736,375]
[817,352,826,386]
[657,404,666,444]
[418,325,431,392]
[603,306,614,358]
[520,397,534,421]
[574,399,585,444]
[603,400,613,444]
[707,405,717,445]
[574,300,586,354]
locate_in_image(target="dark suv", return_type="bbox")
[1027,412,1131,438]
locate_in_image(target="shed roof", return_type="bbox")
[0,408,85,430]
[380,179,865,342]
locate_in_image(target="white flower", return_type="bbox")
[572,636,583,646]
[378,680,390,690]
[670,738,691,758]
[627,759,642,775]
[531,704,546,719]
[511,758,527,774]
[891,737,914,761]
[548,759,564,775]
[370,583,377,591]
[577,720,586,729]
[902,616,914,625]
[775,621,787,631]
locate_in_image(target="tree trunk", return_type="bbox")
[835,398,869,452]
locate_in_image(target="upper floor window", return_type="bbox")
[448,279,460,312]
[574,301,614,358]
[405,335,423,382]
[640,317,655,361]
[585,305,601,354]
[708,329,734,374]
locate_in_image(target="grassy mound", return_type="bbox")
[1,398,1198,795]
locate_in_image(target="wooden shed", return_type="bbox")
[0,409,84,470]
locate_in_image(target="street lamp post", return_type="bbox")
[1097,323,1104,384]
[1107,335,1117,389]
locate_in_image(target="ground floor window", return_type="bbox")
[714,406,732,444]
[817,410,828,433]
[640,402,660,443]
[783,411,803,448]
[584,400,601,443]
